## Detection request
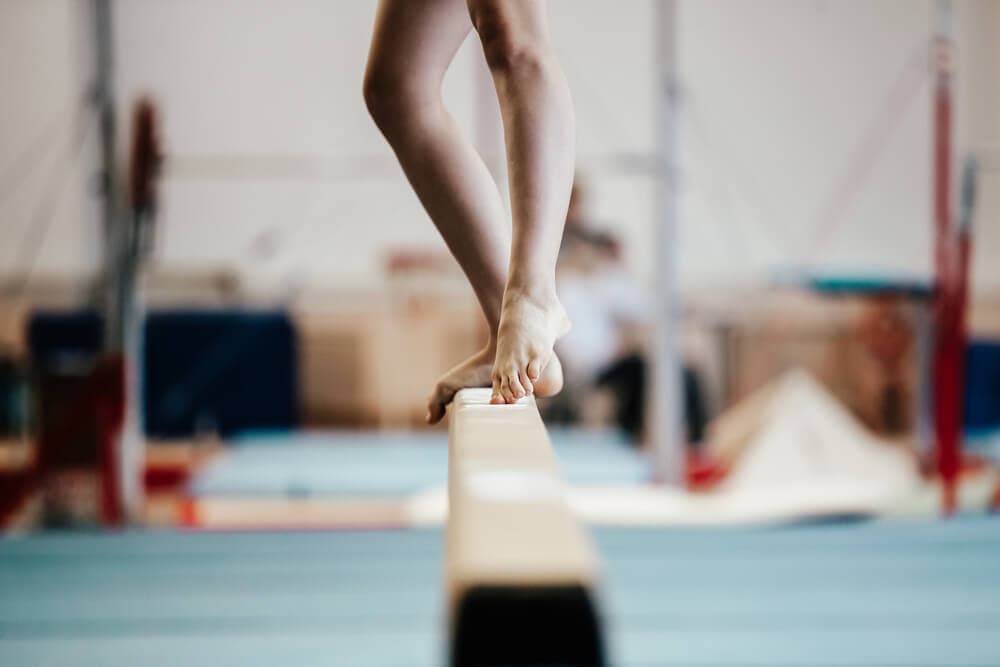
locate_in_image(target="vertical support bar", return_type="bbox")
[92,0,144,524]
[96,356,126,525]
[650,0,683,485]
[92,0,124,526]
[930,0,963,515]
[92,0,117,255]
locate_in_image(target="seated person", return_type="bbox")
[552,193,706,444]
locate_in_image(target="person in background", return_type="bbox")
[552,182,707,445]
[550,179,647,438]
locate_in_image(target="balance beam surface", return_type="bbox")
[446,388,604,667]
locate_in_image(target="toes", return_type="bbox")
[490,365,537,404]
[527,357,543,380]
[499,373,515,403]
[426,384,450,424]
[518,369,534,396]
[426,400,444,424]
[506,372,526,401]
[490,374,505,404]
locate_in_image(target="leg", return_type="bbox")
[364,0,562,422]
[467,0,575,404]
[596,355,647,441]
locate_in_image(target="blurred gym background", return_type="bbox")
[1,1,999,665]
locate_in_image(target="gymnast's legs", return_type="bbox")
[364,0,574,418]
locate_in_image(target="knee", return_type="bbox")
[363,63,441,139]
[362,65,400,130]
[469,1,546,75]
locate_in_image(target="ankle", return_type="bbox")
[504,275,559,306]
[482,338,498,356]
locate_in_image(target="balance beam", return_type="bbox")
[446,388,605,667]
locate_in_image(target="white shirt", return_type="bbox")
[556,265,648,385]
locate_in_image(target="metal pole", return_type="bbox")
[930,0,963,515]
[92,0,144,524]
[93,0,118,259]
[650,0,683,485]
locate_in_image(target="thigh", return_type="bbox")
[366,0,472,91]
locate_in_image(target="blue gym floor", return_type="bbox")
[190,429,648,498]
[2,518,999,666]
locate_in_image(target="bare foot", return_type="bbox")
[427,345,563,424]
[490,287,571,404]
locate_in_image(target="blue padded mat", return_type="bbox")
[143,310,299,438]
[2,518,999,666]
[190,428,647,498]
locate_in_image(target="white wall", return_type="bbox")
[678,0,934,286]
[114,0,478,290]
[0,0,100,282]
[0,0,996,293]
[957,0,1000,294]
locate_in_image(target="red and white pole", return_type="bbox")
[930,0,968,515]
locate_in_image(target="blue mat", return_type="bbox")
[144,310,299,438]
[190,428,647,498]
[2,518,999,666]
[966,341,1000,437]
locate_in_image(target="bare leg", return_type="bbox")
[364,0,561,423]
[468,0,575,404]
